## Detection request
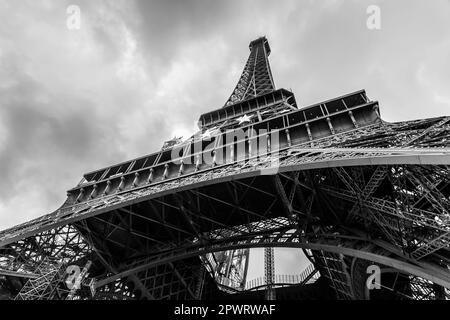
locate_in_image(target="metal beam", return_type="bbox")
[0,269,39,279]
[95,233,450,290]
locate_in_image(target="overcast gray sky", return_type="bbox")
[0,0,449,280]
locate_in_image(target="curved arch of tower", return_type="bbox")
[1,37,449,300]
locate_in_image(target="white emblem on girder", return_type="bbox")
[237,114,252,125]
[201,127,221,138]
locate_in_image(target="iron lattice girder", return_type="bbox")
[2,142,449,250]
[0,224,91,282]
[0,155,450,298]
[319,170,449,233]
[1,157,450,299]
[15,258,66,300]
[401,116,450,147]
[1,151,448,298]
[3,108,448,249]
[93,227,450,290]
[313,250,354,300]
[224,36,275,106]
[1,36,450,300]
[314,165,450,261]
[126,259,202,300]
[245,263,319,292]
[68,87,376,204]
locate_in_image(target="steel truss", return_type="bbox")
[1,137,449,300]
[224,36,275,106]
[0,37,449,300]
[245,263,319,291]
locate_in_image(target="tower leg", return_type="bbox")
[264,247,276,300]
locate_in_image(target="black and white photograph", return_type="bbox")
[0,0,449,312]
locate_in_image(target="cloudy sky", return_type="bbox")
[0,0,449,279]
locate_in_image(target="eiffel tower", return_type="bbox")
[0,36,449,300]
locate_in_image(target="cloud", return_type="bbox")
[0,0,161,227]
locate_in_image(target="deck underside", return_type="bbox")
[1,115,450,300]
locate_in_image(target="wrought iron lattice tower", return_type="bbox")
[224,37,275,106]
[1,36,450,300]
[264,247,276,300]
[14,257,65,300]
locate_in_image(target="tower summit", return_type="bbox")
[224,36,275,106]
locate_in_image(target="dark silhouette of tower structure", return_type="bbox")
[0,37,449,300]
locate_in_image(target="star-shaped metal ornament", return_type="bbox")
[237,114,252,125]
